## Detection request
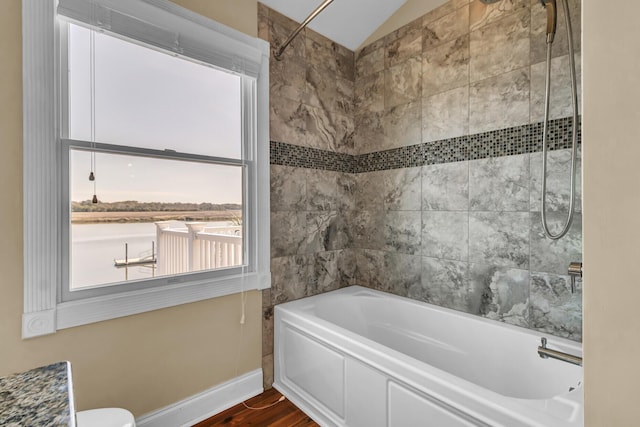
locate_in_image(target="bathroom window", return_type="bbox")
[21,0,270,337]
[63,23,246,296]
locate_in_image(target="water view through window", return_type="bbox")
[67,24,244,290]
[70,151,243,289]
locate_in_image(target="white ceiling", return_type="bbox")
[260,0,408,50]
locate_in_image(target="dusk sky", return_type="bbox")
[71,150,243,204]
[68,24,243,204]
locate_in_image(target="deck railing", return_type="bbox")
[155,222,242,275]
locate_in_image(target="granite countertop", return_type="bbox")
[0,361,74,426]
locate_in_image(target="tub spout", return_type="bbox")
[538,337,582,366]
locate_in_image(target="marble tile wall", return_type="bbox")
[352,0,583,342]
[259,4,356,388]
[355,0,582,153]
[260,4,355,155]
[353,150,582,340]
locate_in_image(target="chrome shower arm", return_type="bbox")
[273,0,335,61]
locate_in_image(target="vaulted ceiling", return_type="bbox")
[259,0,445,50]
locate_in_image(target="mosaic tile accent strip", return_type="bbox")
[270,140,356,173]
[357,144,426,172]
[270,116,581,173]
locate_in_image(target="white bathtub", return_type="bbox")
[274,286,582,427]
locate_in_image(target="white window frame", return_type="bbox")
[22,0,271,339]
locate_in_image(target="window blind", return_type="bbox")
[57,0,265,77]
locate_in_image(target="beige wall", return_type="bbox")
[0,0,261,418]
[170,0,257,37]
[582,2,640,426]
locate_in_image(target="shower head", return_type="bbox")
[539,0,558,43]
[481,0,557,43]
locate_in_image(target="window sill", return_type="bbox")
[22,272,270,338]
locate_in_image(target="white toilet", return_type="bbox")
[76,408,136,427]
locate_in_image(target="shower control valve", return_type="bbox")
[568,262,582,294]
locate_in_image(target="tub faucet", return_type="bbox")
[538,337,583,366]
[568,262,582,293]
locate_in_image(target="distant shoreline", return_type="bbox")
[71,210,242,224]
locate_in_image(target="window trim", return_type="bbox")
[22,0,270,338]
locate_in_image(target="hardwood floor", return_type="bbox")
[192,388,319,427]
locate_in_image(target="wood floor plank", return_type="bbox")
[192,388,319,427]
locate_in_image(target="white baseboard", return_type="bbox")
[136,369,263,427]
